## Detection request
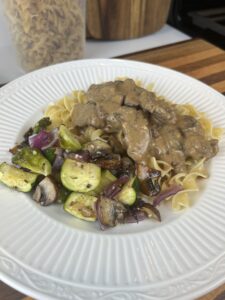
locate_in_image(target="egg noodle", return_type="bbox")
[44,82,223,211]
[45,90,87,129]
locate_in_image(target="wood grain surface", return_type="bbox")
[0,38,225,300]
[86,0,171,40]
[120,39,225,94]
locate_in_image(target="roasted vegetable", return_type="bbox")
[123,200,161,223]
[64,192,97,221]
[65,150,91,162]
[92,170,116,195]
[33,176,58,206]
[9,144,24,155]
[138,201,161,221]
[136,164,161,196]
[59,125,81,151]
[61,158,101,192]
[33,117,51,134]
[90,151,122,171]
[23,127,34,143]
[28,129,58,150]
[96,195,127,227]
[83,126,104,141]
[123,209,147,224]
[94,157,122,170]
[90,149,111,160]
[12,147,52,176]
[43,147,56,163]
[0,162,38,192]
[120,156,135,176]
[83,140,111,154]
[52,155,64,173]
[153,185,183,207]
[132,176,140,193]
[103,175,129,198]
[116,177,136,205]
[57,185,71,204]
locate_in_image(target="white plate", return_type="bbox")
[0,59,225,300]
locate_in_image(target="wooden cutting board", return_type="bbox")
[86,0,171,40]
[119,38,225,94]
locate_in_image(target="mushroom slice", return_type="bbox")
[33,176,58,206]
[96,196,127,228]
[136,164,161,196]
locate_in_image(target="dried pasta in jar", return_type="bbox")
[3,0,85,71]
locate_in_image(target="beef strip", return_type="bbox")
[147,115,218,172]
[125,88,177,124]
[177,115,204,135]
[71,102,105,128]
[87,79,135,104]
[178,115,218,161]
[149,124,186,173]
[88,79,177,124]
[73,79,177,129]
[183,134,218,161]
[118,107,150,162]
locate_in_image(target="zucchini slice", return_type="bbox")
[0,162,38,192]
[12,147,51,176]
[59,125,81,151]
[91,170,116,195]
[61,159,101,192]
[116,177,136,205]
[64,192,97,221]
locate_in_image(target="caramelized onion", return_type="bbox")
[95,158,121,170]
[153,185,183,207]
[103,175,129,198]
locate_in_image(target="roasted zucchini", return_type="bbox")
[91,170,116,195]
[12,147,51,176]
[61,158,101,192]
[0,162,38,192]
[116,177,136,205]
[59,125,81,151]
[64,192,97,221]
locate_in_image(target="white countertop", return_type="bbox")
[0,17,190,83]
[85,25,190,58]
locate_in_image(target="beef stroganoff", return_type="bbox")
[0,79,223,229]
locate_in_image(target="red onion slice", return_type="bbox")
[52,155,64,172]
[153,185,183,207]
[103,175,129,198]
[29,129,58,150]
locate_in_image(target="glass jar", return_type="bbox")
[2,0,86,71]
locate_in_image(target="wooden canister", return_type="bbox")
[87,0,172,40]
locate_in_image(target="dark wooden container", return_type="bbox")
[87,0,172,40]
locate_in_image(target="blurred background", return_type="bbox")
[168,0,225,49]
[0,0,225,298]
[0,0,224,83]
